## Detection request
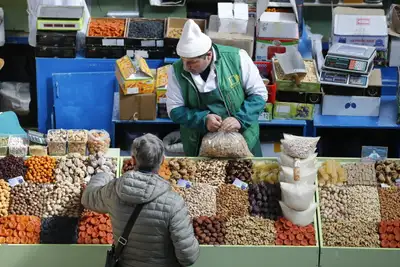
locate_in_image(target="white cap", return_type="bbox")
[176,19,212,58]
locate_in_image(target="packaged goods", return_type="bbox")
[169,158,197,181]
[41,217,79,244]
[217,184,249,219]
[281,134,320,159]
[225,159,253,184]
[318,160,347,185]
[67,130,88,155]
[29,145,47,156]
[375,160,400,185]
[279,201,317,226]
[323,221,379,247]
[193,215,226,245]
[280,166,317,184]
[0,136,8,156]
[8,137,28,157]
[275,218,316,246]
[199,132,253,158]
[88,18,125,37]
[180,184,217,219]
[0,180,10,217]
[78,211,113,244]
[0,215,41,244]
[24,156,57,183]
[280,182,316,211]
[87,130,110,154]
[343,163,376,186]
[0,155,26,180]
[248,182,282,220]
[195,159,227,186]
[252,161,280,184]
[47,129,67,156]
[279,152,317,169]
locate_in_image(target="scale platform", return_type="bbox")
[320,70,369,89]
[323,43,376,75]
[36,5,84,31]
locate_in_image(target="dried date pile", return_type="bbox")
[248,182,282,220]
[193,216,226,245]
[225,159,253,184]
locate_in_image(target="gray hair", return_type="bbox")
[131,134,165,171]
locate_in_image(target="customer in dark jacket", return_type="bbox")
[81,133,200,267]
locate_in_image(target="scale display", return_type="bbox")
[37,18,83,31]
[320,70,369,88]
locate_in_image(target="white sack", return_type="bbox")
[280,182,316,211]
[279,201,317,227]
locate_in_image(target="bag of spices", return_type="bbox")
[199,131,253,158]
[280,182,316,211]
[281,134,320,159]
[279,201,317,227]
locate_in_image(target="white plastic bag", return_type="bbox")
[0,82,31,115]
[280,182,316,211]
[281,134,320,159]
[163,131,184,156]
[279,152,317,169]
[280,166,317,184]
[279,201,317,226]
[199,131,253,158]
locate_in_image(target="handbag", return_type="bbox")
[105,204,145,267]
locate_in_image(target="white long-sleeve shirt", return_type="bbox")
[166,48,268,115]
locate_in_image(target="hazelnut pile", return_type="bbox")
[379,220,400,248]
[319,185,351,222]
[378,188,400,221]
[248,182,282,220]
[0,180,11,216]
[348,186,381,223]
[180,184,217,219]
[43,182,83,218]
[375,160,400,185]
[225,159,253,184]
[225,216,276,245]
[195,159,227,186]
[87,130,110,154]
[54,154,87,184]
[193,215,225,245]
[24,156,57,183]
[217,184,249,220]
[9,183,45,217]
[169,158,197,181]
[343,163,377,186]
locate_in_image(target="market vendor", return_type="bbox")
[166,20,268,157]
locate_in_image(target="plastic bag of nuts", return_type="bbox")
[8,136,29,157]
[0,136,8,156]
[199,132,253,158]
[87,130,110,154]
[68,130,88,155]
[47,129,67,156]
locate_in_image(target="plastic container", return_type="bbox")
[87,129,110,154]
[254,61,277,104]
[47,129,67,156]
[0,136,9,156]
[8,136,29,157]
[67,130,88,155]
[29,145,48,156]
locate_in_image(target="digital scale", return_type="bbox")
[320,70,370,89]
[323,43,376,75]
[36,5,84,31]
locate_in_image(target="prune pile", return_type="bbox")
[225,159,253,184]
[248,182,282,220]
[128,20,164,39]
[0,155,26,180]
[41,217,79,244]
[295,105,310,118]
[193,216,226,245]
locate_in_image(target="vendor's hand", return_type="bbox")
[220,117,241,132]
[206,114,222,132]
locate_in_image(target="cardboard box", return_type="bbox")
[156,65,170,89]
[389,37,400,67]
[332,7,388,51]
[258,12,298,39]
[119,89,156,120]
[207,15,255,57]
[156,89,167,104]
[273,101,314,120]
[255,38,298,61]
[259,103,273,121]
[116,55,155,95]
[218,2,249,34]
[322,95,380,117]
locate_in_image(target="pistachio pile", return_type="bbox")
[348,186,381,223]
[180,184,217,219]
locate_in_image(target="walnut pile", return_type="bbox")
[168,158,197,181]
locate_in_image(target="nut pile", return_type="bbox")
[8,183,45,217]
[43,182,82,218]
[375,160,400,185]
[128,20,164,39]
[8,137,28,157]
[217,184,249,219]
[252,161,280,184]
[323,221,380,247]
[0,137,8,155]
[0,215,41,244]
[41,217,78,244]
[24,156,57,183]
[225,216,276,245]
[67,130,88,155]
[180,184,217,219]
[193,216,225,245]
[78,211,113,244]
[348,186,381,223]
[275,218,316,246]
[87,130,110,154]
[225,159,253,184]
[169,158,197,181]
[85,153,118,183]
[54,154,87,184]
[378,188,400,221]
[0,180,11,216]
[0,155,26,180]
[47,129,67,156]
[248,182,282,220]
[319,185,351,222]
[318,160,347,185]
[195,159,226,186]
[167,28,183,38]
[343,163,376,186]
[379,220,400,248]
[122,158,135,174]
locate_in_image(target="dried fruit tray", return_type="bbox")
[86,18,128,47]
[124,18,165,47]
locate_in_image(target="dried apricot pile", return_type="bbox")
[275,218,316,246]
[88,18,125,37]
[24,156,57,183]
[78,210,113,244]
[0,215,41,244]
[379,220,400,248]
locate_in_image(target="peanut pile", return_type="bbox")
[180,184,217,219]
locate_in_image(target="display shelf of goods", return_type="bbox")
[316,157,400,267]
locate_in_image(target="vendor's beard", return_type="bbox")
[184,62,210,75]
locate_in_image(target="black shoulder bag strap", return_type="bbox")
[114,203,145,260]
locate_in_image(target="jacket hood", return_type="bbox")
[116,171,171,204]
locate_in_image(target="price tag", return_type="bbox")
[380,183,390,188]
[233,178,248,190]
[177,179,191,189]
[126,50,134,58]
[141,40,156,47]
[156,40,164,47]
[361,146,388,162]
[127,87,139,94]
[8,176,25,187]
[102,39,117,46]
[116,39,125,46]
